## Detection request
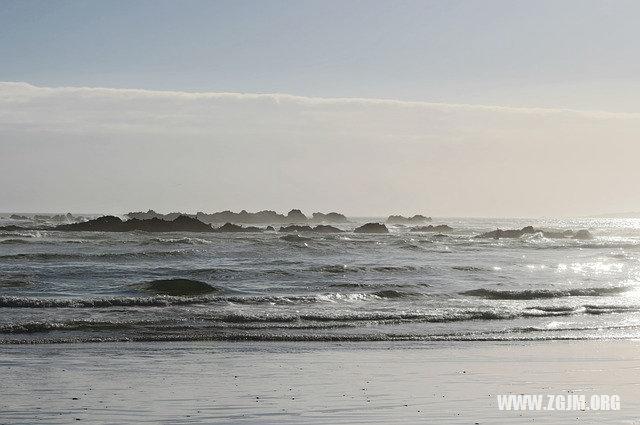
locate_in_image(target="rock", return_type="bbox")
[476,226,537,239]
[574,229,593,240]
[126,209,183,221]
[476,226,592,240]
[312,225,343,233]
[136,278,218,296]
[9,214,29,220]
[55,215,213,232]
[130,208,348,225]
[214,223,263,232]
[312,212,348,223]
[354,223,389,234]
[196,209,285,224]
[387,214,431,225]
[541,230,574,239]
[286,209,308,223]
[279,224,342,233]
[56,215,124,231]
[265,226,276,232]
[158,215,213,232]
[279,225,314,232]
[410,224,453,232]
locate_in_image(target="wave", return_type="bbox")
[461,285,633,300]
[583,304,640,315]
[8,332,640,345]
[310,264,366,273]
[0,319,149,334]
[371,265,418,272]
[310,264,418,274]
[0,295,213,308]
[370,289,421,299]
[0,250,194,261]
[0,279,31,288]
[0,238,33,244]
[143,237,212,245]
[280,234,312,242]
[451,266,489,272]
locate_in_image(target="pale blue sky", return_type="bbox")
[2,0,640,111]
[2,1,640,215]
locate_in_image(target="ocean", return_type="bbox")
[1,216,640,345]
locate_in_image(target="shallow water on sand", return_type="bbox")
[1,216,640,344]
[1,340,638,424]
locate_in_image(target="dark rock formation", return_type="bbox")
[51,213,78,222]
[286,209,308,223]
[279,225,313,232]
[127,209,185,221]
[354,223,389,234]
[476,226,593,240]
[279,224,343,233]
[128,208,348,225]
[410,224,453,232]
[214,223,263,233]
[196,210,283,224]
[56,215,123,231]
[55,215,214,232]
[9,214,29,220]
[265,226,275,232]
[475,226,536,239]
[136,278,218,296]
[387,214,432,225]
[312,225,343,233]
[573,230,593,240]
[311,212,348,223]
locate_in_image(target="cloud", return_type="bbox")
[1,82,639,216]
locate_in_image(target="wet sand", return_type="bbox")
[1,340,639,424]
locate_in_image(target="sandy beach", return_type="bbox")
[1,339,638,424]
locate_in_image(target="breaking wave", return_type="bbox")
[461,285,633,300]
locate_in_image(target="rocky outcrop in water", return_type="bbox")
[410,224,453,232]
[312,225,343,233]
[476,226,536,239]
[9,214,29,220]
[476,226,593,240]
[127,208,346,225]
[55,215,214,232]
[136,278,218,296]
[387,214,431,225]
[280,225,314,232]
[354,223,389,234]
[574,229,593,239]
[286,209,308,223]
[279,225,343,233]
[213,223,263,233]
[311,212,348,223]
[127,209,185,221]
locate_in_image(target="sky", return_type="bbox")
[1,0,640,217]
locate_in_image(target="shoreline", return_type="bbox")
[2,339,638,424]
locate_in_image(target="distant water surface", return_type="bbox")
[1,216,640,344]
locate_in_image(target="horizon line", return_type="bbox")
[2,81,639,119]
